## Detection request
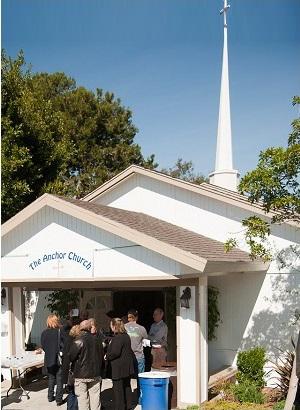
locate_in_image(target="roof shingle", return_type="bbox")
[59,196,251,263]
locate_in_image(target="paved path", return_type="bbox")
[1,378,142,410]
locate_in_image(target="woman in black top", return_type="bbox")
[62,322,82,410]
[106,318,135,410]
[41,314,65,406]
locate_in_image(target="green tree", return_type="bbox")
[161,158,207,184]
[1,51,156,222]
[2,51,73,222]
[225,97,300,261]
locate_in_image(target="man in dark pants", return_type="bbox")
[41,314,65,406]
[294,331,300,410]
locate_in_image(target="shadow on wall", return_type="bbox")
[209,243,300,373]
[208,271,266,373]
[241,272,300,358]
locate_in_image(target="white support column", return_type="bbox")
[198,276,208,403]
[176,279,209,407]
[176,285,198,408]
[7,287,15,356]
[1,287,12,357]
[0,288,15,380]
[1,288,24,380]
[12,287,25,354]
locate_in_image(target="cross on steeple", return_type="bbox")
[220,0,230,27]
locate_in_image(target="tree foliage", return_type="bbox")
[45,289,79,319]
[208,286,221,341]
[161,158,207,184]
[225,97,300,260]
[1,50,156,222]
[239,97,300,225]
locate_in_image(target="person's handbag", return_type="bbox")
[57,328,63,366]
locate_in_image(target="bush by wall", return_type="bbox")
[231,379,265,404]
[272,401,285,410]
[236,347,267,388]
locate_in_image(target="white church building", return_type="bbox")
[1,1,299,408]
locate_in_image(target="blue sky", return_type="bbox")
[2,0,300,178]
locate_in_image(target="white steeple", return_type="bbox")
[209,0,239,191]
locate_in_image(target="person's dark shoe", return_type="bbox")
[56,401,64,407]
[48,397,55,402]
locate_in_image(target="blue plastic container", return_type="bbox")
[139,371,170,410]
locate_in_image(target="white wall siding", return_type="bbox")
[93,244,180,278]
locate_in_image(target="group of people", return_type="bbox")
[40,307,168,410]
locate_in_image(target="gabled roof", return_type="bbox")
[62,196,250,262]
[2,194,268,275]
[83,165,297,227]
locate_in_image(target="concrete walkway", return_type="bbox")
[1,378,142,410]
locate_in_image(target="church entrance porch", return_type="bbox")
[24,287,176,364]
[3,278,207,407]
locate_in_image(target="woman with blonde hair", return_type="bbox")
[89,317,107,345]
[106,318,135,410]
[62,323,81,410]
[41,314,65,406]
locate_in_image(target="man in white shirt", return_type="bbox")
[148,308,168,365]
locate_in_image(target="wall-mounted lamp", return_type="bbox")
[1,288,7,306]
[180,287,191,309]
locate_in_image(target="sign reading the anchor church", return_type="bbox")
[28,250,92,271]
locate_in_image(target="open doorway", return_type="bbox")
[113,290,164,332]
[113,288,176,362]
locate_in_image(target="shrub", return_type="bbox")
[199,400,271,409]
[272,401,285,410]
[208,286,221,340]
[187,406,200,410]
[237,347,267,388]
[271,343,295,400]
[211,380,235,402]
[231,380,265,404]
